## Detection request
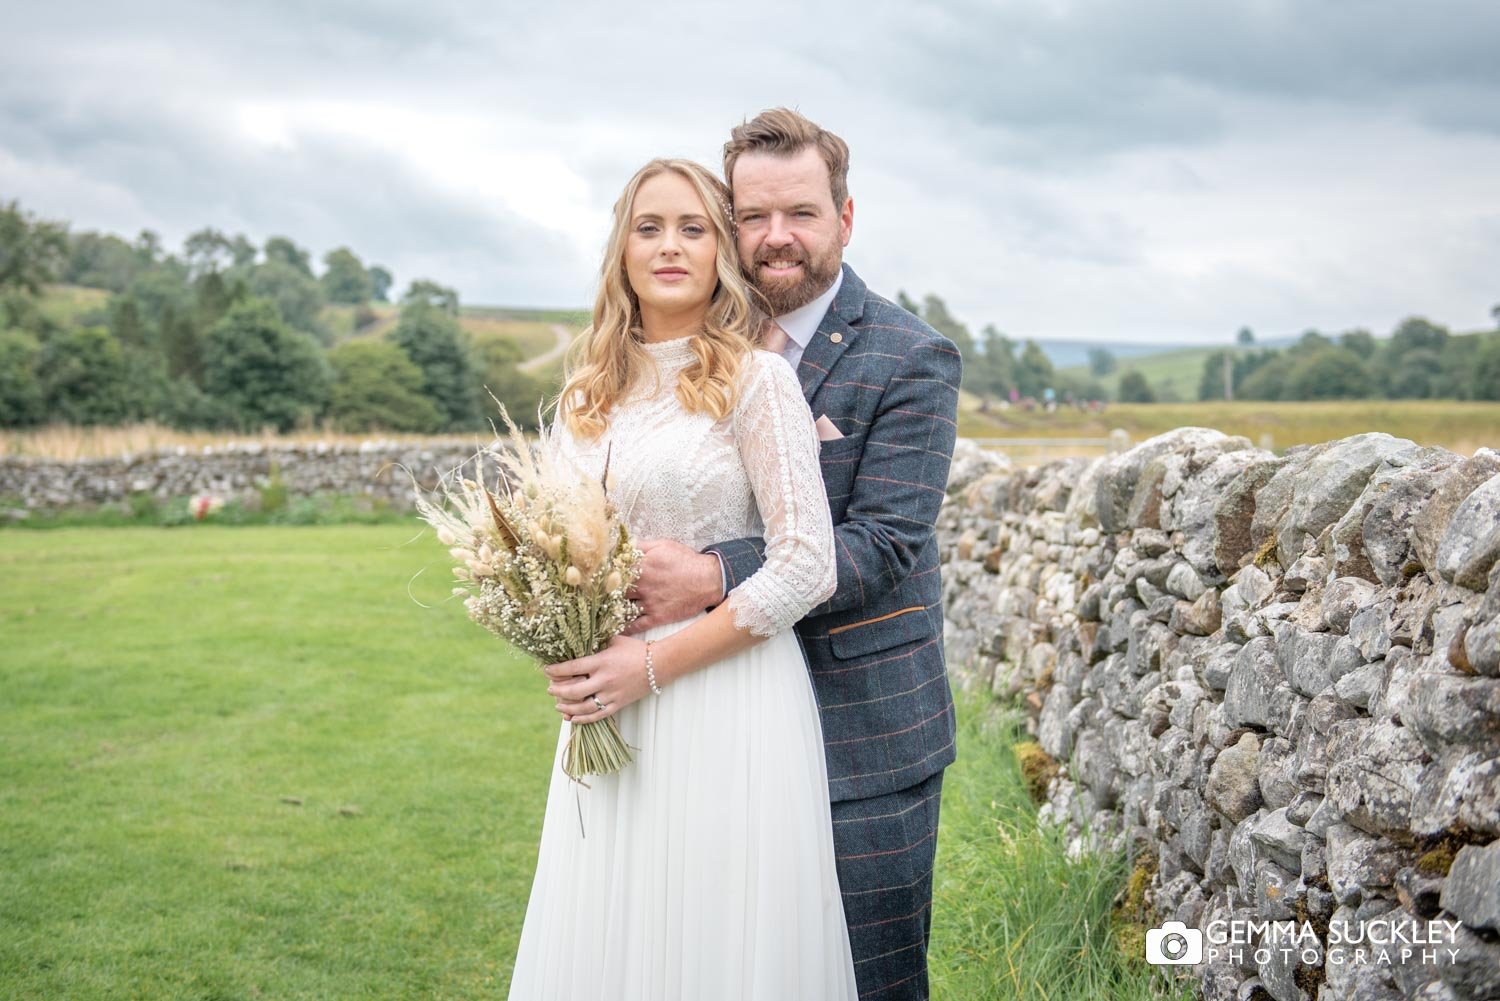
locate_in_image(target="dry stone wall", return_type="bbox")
[0,442,499,516]
[940,431,1500,1001]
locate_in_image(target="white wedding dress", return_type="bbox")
[507,336,859,1001]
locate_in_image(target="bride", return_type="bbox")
[505,158,860,1000]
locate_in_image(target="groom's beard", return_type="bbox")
[747,244,842,316]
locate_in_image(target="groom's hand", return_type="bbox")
[624,538,724,635]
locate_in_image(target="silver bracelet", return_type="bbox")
[645,640,663,696]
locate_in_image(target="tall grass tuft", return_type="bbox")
[931,697,1197,1000]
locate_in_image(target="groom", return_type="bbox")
[629,108,962,1000]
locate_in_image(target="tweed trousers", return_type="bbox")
[832,769,945,1000]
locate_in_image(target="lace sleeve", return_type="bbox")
[723,353,837,638]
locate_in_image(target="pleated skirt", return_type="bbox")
[507,616,859,1001]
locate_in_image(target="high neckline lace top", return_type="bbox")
[550,346,835,638]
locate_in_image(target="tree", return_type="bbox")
[108,295,151,350]
[134,230,164,266]
[127,265,192,326]
[971,324,1017,400]
[38,327,136,424]
[1286,347,1372,399]
[194,269,239,334]
[388,300,476,429]
[402,279,459,316]
[368,265,393,303]
[1015,340,1055,398]
[1338,329,1377,359]
[0,329,46,426]
[1236,327,1255,346]
[1473,336,1500,400]
[326,340,443,432]
[161,303,205,385]
[1385,348,1445,399]
[1238,354,1297,401]
[183,228,232,279]
[264,236,313,277]
[1288,330,1332,356]
[66,232,141,292]
[895,290,921,315]
[1087,347,1117,377]
[228,234,258,269]
[204,298,330,431]
[0,200,69,297]
[249,258,325,335]
[472,331,547,431]
[1117,369,1156,403]
[321,247,373,305]
[920,294,977,363]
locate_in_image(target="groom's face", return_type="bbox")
[730,147,853,316]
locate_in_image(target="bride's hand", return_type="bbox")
[544,634,650,724]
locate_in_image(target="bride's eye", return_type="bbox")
[682,224,706,237]
[636,222,660,235]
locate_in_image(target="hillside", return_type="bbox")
[1058,344,1227,401]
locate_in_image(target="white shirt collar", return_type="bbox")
[774,268,844,350]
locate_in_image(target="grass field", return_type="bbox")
[958,398,1500,457]
[36,285,113,328]
[1,526,1186,1000]
[318,301,574,360]
[1059,346,1222,401]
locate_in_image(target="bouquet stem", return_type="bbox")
[562,717,634,781]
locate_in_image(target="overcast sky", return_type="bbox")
[4,0,1499,344]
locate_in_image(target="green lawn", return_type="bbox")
[1,526,1185,1000]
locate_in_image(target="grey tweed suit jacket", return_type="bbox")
[708,264,962,803]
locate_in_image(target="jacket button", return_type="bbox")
[829,332,843,344]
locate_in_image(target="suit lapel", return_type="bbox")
[796,264,866,403]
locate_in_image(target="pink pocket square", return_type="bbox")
[814,415,844,442]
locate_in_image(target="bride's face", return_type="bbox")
[624,171,719,321]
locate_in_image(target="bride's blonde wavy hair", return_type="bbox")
[555,158,767,440]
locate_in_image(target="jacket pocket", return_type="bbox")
[818,431,864,461]
[827,604,934,660]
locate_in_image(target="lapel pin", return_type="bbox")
[829,332,843,344]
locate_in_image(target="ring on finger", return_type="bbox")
[591,695,608,712]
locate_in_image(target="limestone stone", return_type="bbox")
[946,437,1011,494]
[1410,750,1500,838]
[1214,455,1287,575]
[1325,718,1430,836]
[1273,433,1424,567]
[1325,822,1408,905]
[1440,842,1500,932]
[1095,429,1236,534]
[1248,807,1307,871]
[1322,576,1377,635]
[1207,732,1264,822]
[1412,448,1500,573]
[1406,672,1500,749]
[1224,638,1280,728]
[1277,628,1341,698]
[1436,471,1500,590]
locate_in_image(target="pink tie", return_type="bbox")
[761,321,790,356]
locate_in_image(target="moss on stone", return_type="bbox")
[1012,740,1060,804]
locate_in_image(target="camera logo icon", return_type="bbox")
[1145,921,1203,965]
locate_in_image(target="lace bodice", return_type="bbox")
[550,336,836,638]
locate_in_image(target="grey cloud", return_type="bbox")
[0,89,587,305]
[866,0,1500,158]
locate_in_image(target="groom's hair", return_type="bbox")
[724,108,850,210]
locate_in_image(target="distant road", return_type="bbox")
[520,324,573,374]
